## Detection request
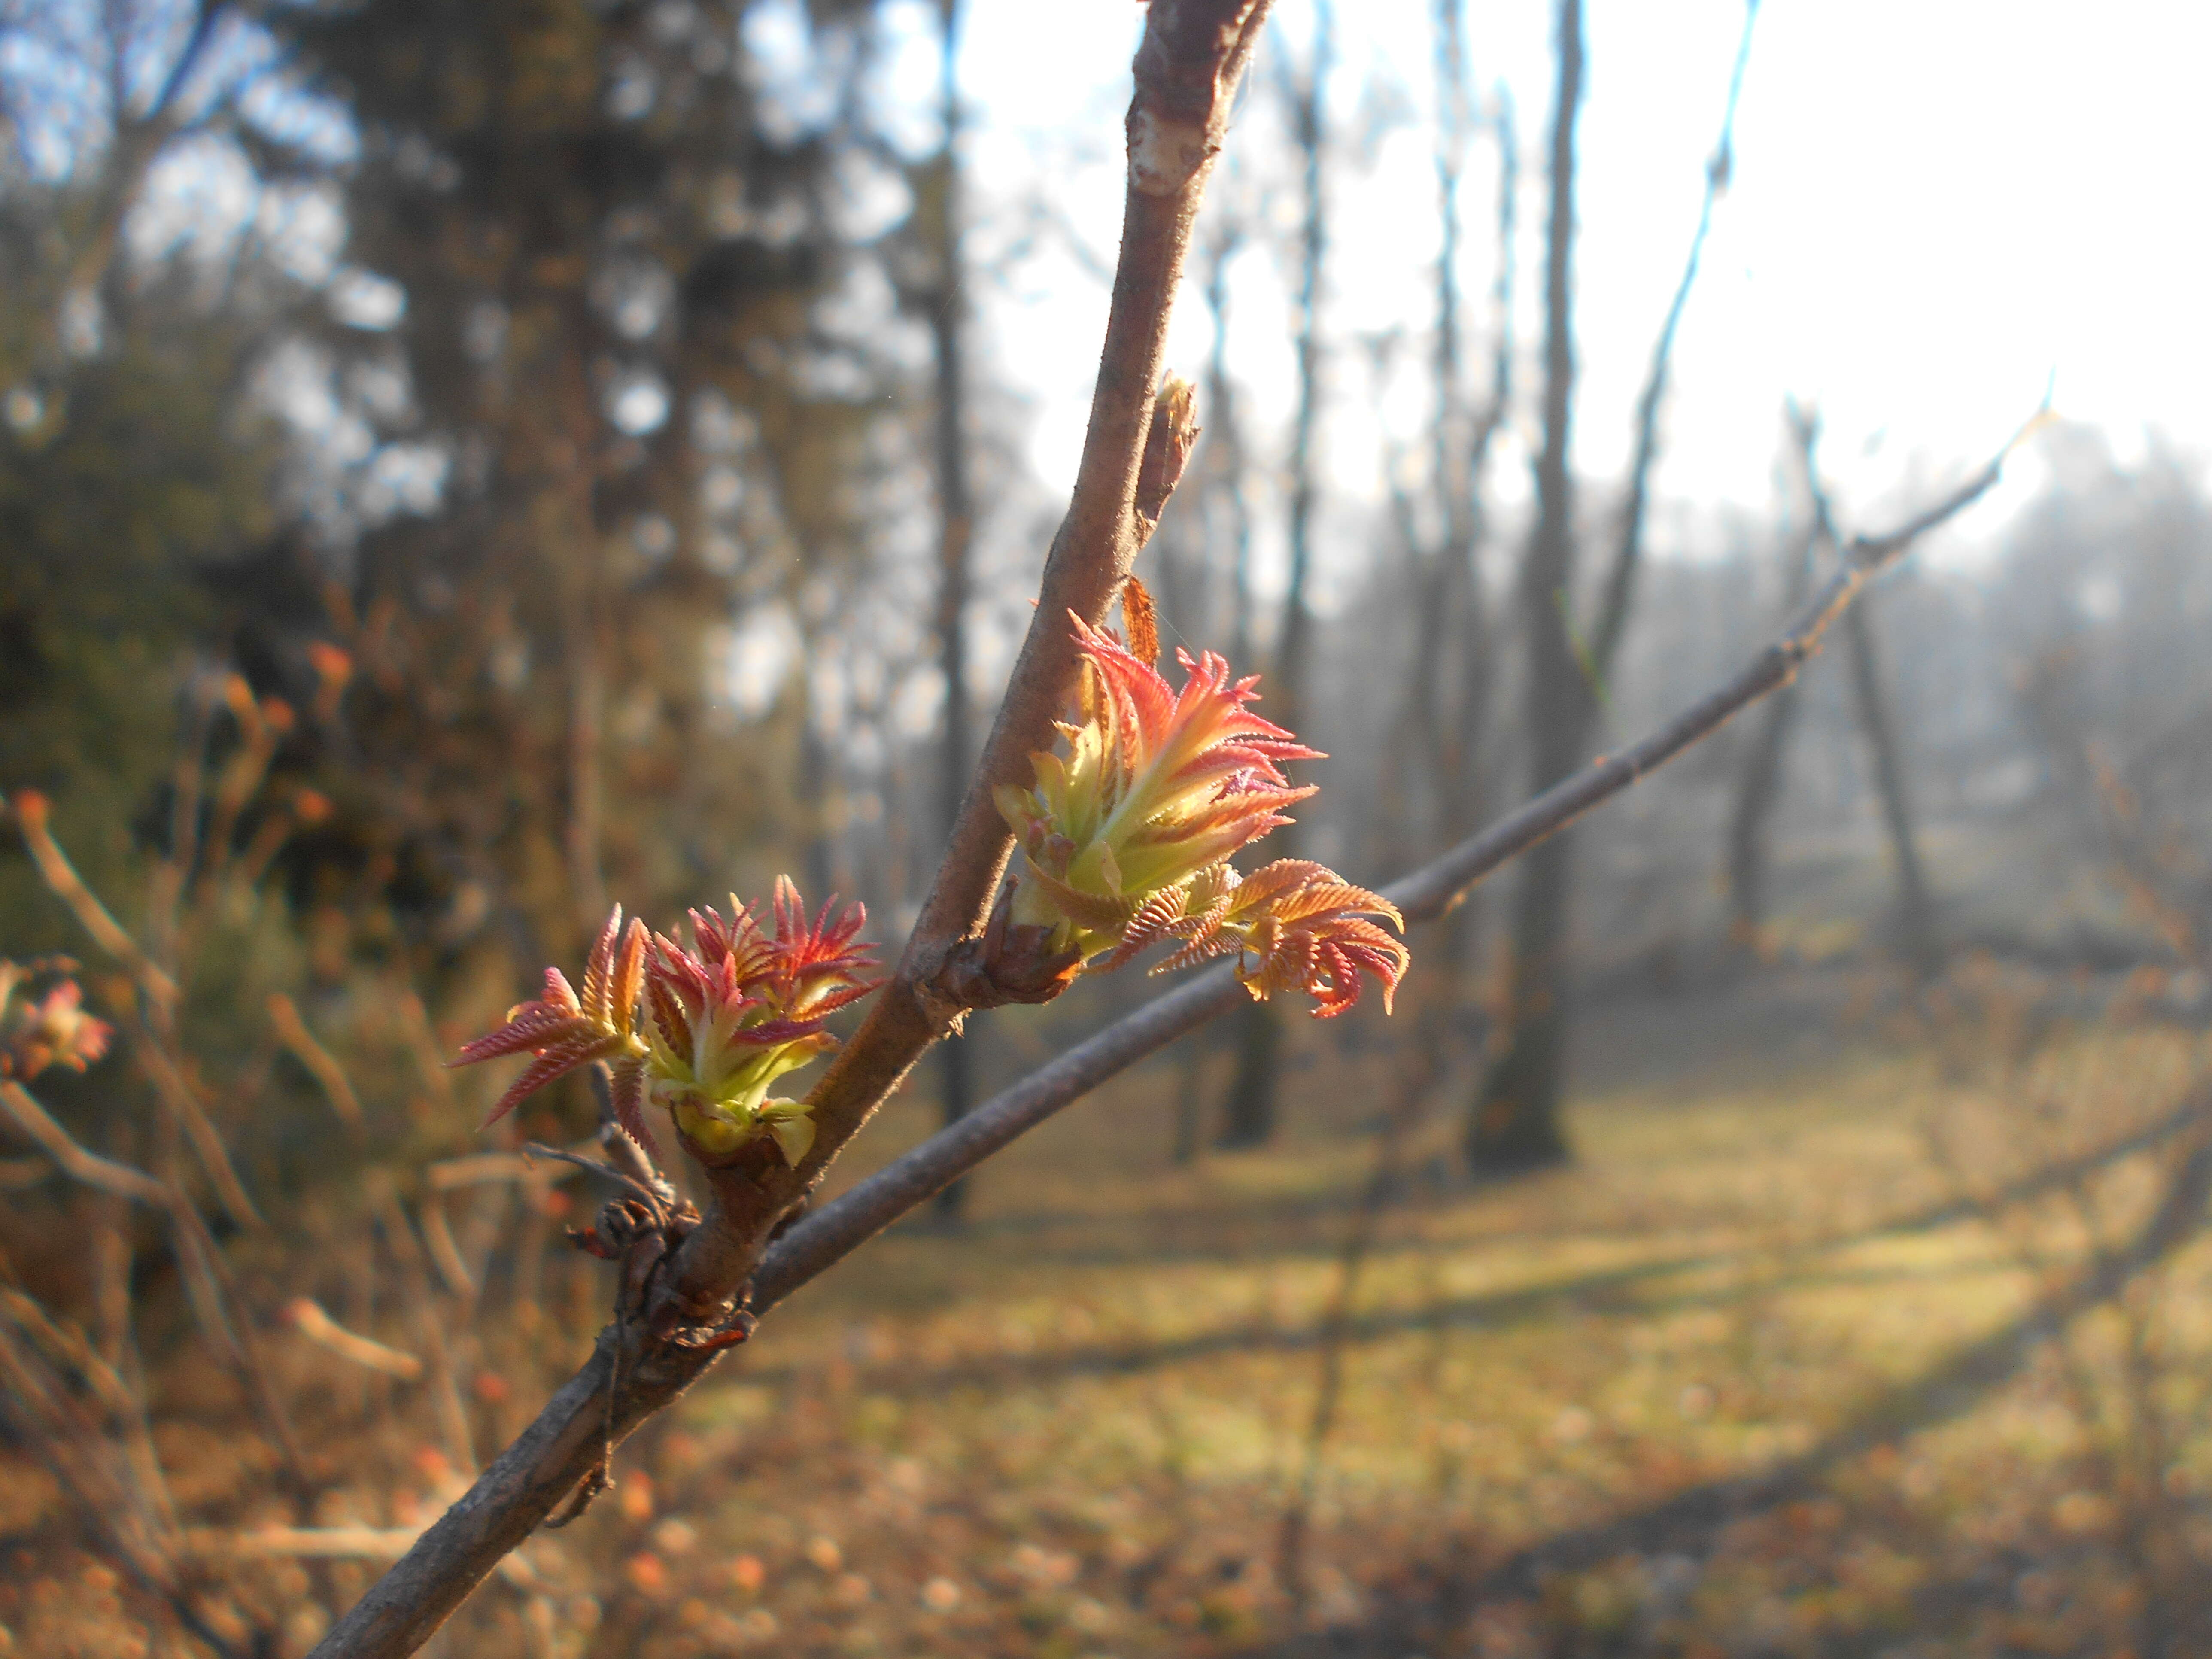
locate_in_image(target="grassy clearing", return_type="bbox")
[3,987,2208,1657]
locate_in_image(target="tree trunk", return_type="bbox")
[1367,0,1501,1055]
[1466,0,1583,1176]
[1421,0,1507,1007]
[1842,593,1942,977]
[1726,490,1818,951]
[1219,0,1330,1150]
[927,0,980,1217]
[1726,673,1804,949]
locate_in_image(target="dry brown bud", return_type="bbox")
[1134,373,1199,536]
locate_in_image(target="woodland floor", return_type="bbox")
[4,966,2210,1658]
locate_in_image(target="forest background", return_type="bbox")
[3,1,2211,1655]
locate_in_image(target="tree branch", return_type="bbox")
[1586,0,1759,683]
[644,0,1273,1344]
[750,424,2028,1304]
[2,790,180,1009]
[305,9,1276,1653]
[308,406,2025,1659]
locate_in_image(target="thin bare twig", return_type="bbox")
[366,1175,479,1477]
[286,1297,424,1381]
[3,790,180,1009]
[1585,0,1759,681]
[268,992,366,1131]
[0,1320,237,1657]
[427,1150,578,1192]
[1799,413,1945,974]
[0,1080,170,1209]
[127,1012,264,1229]
[418,1193,477,1303]
[54,1292,184,1547]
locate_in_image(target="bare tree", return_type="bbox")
[1202,205,1258,681]
[1799,420,1945,977]
[1468,0,1756,1173]
[1219,0,1332,1149]
[0,0,239,359]
[1725,403,1823,949]
[1370,0,1515,998]
[1465,0,1587,1173]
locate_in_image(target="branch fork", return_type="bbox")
[522,1140,754,1528]
[915,879,1085,1033]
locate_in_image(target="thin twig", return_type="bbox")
[0,1321,238,1657]
[1,1078,191,1212]
[3,790,181,1009]
[418,1193,477,1303]
[268,992,366,1131]
[286,1297,425,1381]
[0,1286,148,1445]
[429,1150,581,1192]
[128,1012,265,1229]
[520,1142,660,1212]
[366,1176,479,1476]
[1585,0,1760,681]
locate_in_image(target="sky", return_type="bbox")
[927,0,2212,556]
